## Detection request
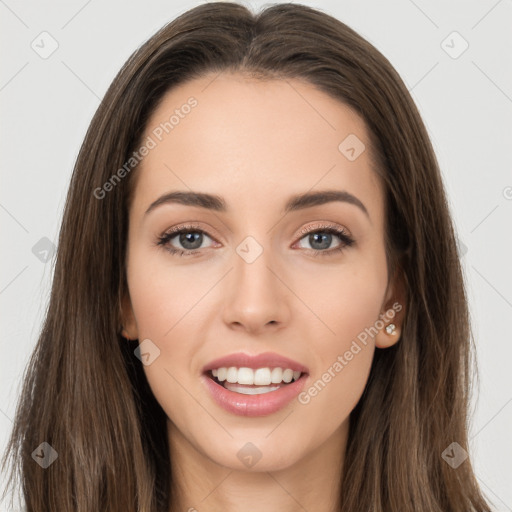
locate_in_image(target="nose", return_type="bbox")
[221,246,291,335]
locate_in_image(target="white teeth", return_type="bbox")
[238,367,254,385]
[270,367,283,384]
[282,369,293,383]
[254,367,271,385]
[226,367,238,383]
[217,367,226,381]
[210,366,302,385]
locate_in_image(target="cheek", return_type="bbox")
[126,248,213,340]
[292,249,388,345]
[293,249,387,413]
[124,245,211,398]
[125,251,210,433]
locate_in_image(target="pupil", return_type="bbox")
[179,232,202,250]
[310,233,331,250]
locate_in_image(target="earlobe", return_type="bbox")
[121,327,137,341]
[120,293,139,340]
[375,264,407,349]
[375,319,402,348]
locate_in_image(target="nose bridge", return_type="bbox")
[222,232,290,331]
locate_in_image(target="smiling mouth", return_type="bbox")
[206,368,305,395]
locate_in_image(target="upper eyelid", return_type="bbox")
[296,222,351,236]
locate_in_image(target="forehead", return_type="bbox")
[130,73,383,219]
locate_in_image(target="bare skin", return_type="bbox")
[121,73,405,512]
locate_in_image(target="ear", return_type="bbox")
[374,264,407,349]
[120,292,139,340]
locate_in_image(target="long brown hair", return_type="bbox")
[1,2,492,511]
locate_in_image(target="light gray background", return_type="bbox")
[1,0,511,510]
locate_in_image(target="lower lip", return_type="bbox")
[201,373,308,417]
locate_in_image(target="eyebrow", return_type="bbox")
[145,189,369,218]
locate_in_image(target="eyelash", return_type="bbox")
[155,223,355,257]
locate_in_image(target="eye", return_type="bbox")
[156,224,217,256]
[294,224,354,256]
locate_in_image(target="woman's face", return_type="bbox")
[122,73,402,472]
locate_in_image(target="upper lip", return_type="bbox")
[203,352,309,374]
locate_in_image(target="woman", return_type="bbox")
[1,2,493,511]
